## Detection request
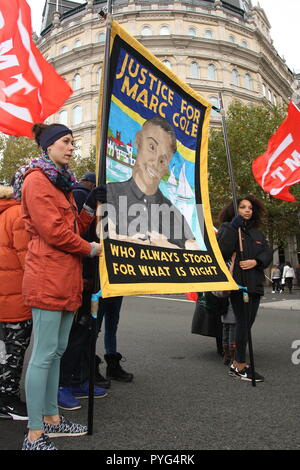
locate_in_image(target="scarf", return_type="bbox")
[13,153,77,200]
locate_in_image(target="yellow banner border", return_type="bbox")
[97,21,238,297]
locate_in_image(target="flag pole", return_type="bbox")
[87,0,114,436]
[218,93,256,387]
[98,0,113,187]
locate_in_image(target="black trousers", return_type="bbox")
[59,293,122,387]
[272,279,281,292]
[285,277,293,293]
[230,291,261,363]
[0,320,32,396]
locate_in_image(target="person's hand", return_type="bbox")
[239,259,257,270]
[89,242,102,257]
[85,185,107,210]
[230,215,244,229]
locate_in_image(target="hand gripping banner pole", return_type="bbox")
[87,0,114,435]
[218,92,256,387]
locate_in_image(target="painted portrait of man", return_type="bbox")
[107,116,199,250]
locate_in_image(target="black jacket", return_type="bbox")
[217,221,273,295]
[72,184,96,280]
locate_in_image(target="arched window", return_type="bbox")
[97,67,102,85]
[245,73,252,90]
[190,62,199,79]
[188,27,196,37]
[74,39,81,48]
[262,83,267,97]
[162,59,172,70]
[141,26,152,36]
[73,73,81,91]
[59,110,68,126]
[208,64,216,81]
[232,69,239,86]
[98,32,105,43]
[268,89,272,102]
[209,96,220,117]
[273,95,277,106]
[241,40,248,48]
[229,35,235,43]
[160,25,170,36]
[61,45,68,54]
[204,30,213,39]
[73,105,82,126]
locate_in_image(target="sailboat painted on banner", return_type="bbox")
[167,166,177,187]
[175,163,194,201]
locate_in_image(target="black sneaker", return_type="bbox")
[22,433,57,450]
[232,365,264,382]
[0,397,28,421]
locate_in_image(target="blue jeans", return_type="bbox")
[97,297,123,355]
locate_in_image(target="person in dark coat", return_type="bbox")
[217,195,273,383]
[191,292,227,356]
[58,173,108,411]
[59,173,133,411]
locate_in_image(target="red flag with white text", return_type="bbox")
[0,0,72,137]
[252,101,300,202]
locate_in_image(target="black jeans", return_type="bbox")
[59,294,123,387]
[272,279,280,292]
[59,289,93,387]
[230,291,261,363]
[285,277,293,293]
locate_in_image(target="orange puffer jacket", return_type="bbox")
[21,169,94,312]
[0,185,31,322]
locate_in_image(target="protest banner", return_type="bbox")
[97,21,238,298]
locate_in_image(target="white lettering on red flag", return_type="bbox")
[0,0,72,137]
[252,101,300,202]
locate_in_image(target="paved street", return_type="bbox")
[0,289,299,451]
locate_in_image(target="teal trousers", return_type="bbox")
[25,308,73,430]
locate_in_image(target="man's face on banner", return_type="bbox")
[134,123,174,195]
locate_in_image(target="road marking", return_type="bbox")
[138,295,193,303]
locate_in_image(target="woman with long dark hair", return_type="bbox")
[217,195,273,382]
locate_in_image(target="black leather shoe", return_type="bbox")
[104,353,134,382]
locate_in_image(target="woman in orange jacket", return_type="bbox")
[20,123,105,451]
[0,184,31,421]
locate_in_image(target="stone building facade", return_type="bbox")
[38,0,296,158]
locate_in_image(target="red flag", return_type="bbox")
[0,0,72,137]
[185,292,198,302]
[252,101,300,202]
